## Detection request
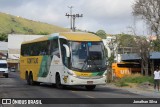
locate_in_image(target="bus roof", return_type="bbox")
[59,32,102,41]
[22,32,102,44]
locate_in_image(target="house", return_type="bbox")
[7,34,45,70]
[0,41,8,59]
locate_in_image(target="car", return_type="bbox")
[0,60,9,78]
[10,67,16,72]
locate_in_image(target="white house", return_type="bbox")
[8,34,45,69]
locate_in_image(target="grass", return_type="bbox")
[0,12,69,34]
[114,73,154,87]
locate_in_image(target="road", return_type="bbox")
[0,72,159,107]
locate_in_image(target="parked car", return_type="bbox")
[10,67,16,72]
[0,60,9,78]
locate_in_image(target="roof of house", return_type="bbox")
[121,53,140,61]
[121,52,160,61]
[150,52,160,59]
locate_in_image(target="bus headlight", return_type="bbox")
[67,70,77,77]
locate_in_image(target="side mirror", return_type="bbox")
[63,44,70,57]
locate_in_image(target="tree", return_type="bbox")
[96,30,106,39]
[151,39,160,51]
[117,34,137,47]
[135,37,151,76]
[0,33,8,42]
[133,0,160,39]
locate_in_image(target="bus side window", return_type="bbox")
[51,39,59,57]
[60,38,69,67]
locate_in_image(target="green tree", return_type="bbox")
[96,30,106,39]
[151,39,160,51]
[117,34,137,47]
[0,33,8,41]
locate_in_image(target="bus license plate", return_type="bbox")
[87,81,93,84]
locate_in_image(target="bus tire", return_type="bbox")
[28,72,34,85]
[56,73,63,89]
[4,74,8,78]
[85,85,96,91]
[26,72,30,85]
[34,82,40,85]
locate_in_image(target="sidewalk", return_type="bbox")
[106,83,160,98]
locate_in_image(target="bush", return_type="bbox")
[0,33,8,41]
[114,74,154,87]
[115,80,129,87]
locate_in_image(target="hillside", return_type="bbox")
[0,12,69,34]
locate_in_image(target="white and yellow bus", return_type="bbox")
[20,32,107,90]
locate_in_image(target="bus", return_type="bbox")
[20,32,107,90]
[112,62,141,78]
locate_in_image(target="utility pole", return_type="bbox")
[72,14,83,31]
[68,6,73,30]
[65,6,83,32]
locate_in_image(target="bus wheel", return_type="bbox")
[34,82,40,85]
[5,74,8,78]
[56,74,63,89]
[28,73,34,85]
[85,85,96,91]
[26,72,30,85]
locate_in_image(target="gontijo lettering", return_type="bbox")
[27,58,38,64]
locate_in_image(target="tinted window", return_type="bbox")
[0,64,7,68]
[21,40,51,56]
[117,64,140,68]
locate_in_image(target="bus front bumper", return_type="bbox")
[63,75,107,85]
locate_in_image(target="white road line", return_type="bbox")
[86,95,95,98]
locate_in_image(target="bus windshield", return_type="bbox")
[70,41,107,72]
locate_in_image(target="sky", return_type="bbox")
[0,0,149,35]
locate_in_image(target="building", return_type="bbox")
[8,34,45,70]
[121,52,160,75]
[0,42,8,59]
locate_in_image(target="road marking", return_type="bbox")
[86,95,95,98]
[71,90,76,92]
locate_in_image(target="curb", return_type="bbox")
[105,83,160,98]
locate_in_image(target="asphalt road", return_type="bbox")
[0,72,159,107]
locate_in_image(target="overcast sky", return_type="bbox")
[0,0,148,35]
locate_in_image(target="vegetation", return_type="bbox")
[133,0,160,39]
[151,39,160,51]
[96,30,106,39]
[114,74,153,87]
[0,33,8,41]
[116,33,137,47]
[0,12,69,35]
